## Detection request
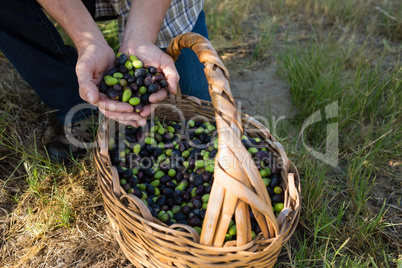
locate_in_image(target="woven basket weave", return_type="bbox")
[94,32,301,267]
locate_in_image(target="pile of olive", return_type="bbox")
[98,53,167,113]
[109,118,284,240]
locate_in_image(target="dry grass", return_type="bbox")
[1,0,402,267]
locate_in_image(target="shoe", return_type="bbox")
[46,113,98,163]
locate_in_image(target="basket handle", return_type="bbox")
[166,33,278,246]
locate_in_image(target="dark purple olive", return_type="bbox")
[266,187,274,197]
[269,175,280,188]
[144,76,153,87]
[137,171,144,180]
[151,204,161,213]
[166,180,176,189]
[141,93,151,105]
[201,171,210,182]
[193,199,202,209]
[272,193,284,203]
[195,185,205,196]
[119,65,127,73]
[205,184,212,194]
[159,80,168,88]
[194,176,204,187]
[123,183,131,192]
[123,169,133,179]
[134,104,143,113]
[163,188,174,197]
[160,175,171,185]
[272,164,281,175]
[174,212,186,221]
[106,89,119,100]
[156,195,167,206]
[117,53,128,65]
[255,150,270,159]
[148,66,157,75]
[132,189,142,198]
[181,191,191,201]
[167,198,174,207]
[173,190,181,198]
[181,205,191,215]
[136,77,145,87]
[134,68,147,78]
[129,83,139,91]
[187,217,201,227]
[148,83,159,94]
[98,82,108,93]
[161,205,169,211]
[152,74,164,82]
[173,197,183,205]
[123,73,131,80]
[107,67,118,76]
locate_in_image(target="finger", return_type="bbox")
[160,57,179,95]
[98,94,135,113]
[76,60,100,105]
[148,88,168,103]
[98,108,147,126]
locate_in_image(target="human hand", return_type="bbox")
[75,41,148,127]
[119,40,180,118]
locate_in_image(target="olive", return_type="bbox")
[205,184,212,194]
[118,65,128,73]
[166,180,176,189]
[98,82,108,93]
[266,187,274,197]
[187,217,201,227]
[255,150,270,159]
[117,53,128,65]
[269,175,280,188]
[181,205,191,215]
[193,199,202,209]
[106,89,119,100]
[144,76,153,87]
[148,66,158,75]
[195,185,205,196]
[152,74,164,82]
[134,68,147,78]
[107,67,118,76]
[141,93,151,105]
[129,83,139,91]
[174,212,186,221]
[159,80,168,88]
[136,77,145,87]
[148,83,159,94]
[156,195,167,206]
[163,188,174,197]
[134,104,143,113]
[123,169,133,179]
[272,193,284,203]
[173,196,183,205]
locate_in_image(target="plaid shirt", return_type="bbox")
[95,0,204,48]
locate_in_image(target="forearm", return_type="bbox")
[122,0,172,45]
[36,0,107,52]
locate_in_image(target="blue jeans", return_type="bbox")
[0,0,210,123]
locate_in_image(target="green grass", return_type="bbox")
[0,0,401,267]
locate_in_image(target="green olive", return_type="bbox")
[129,97,140,106]
[122,88,132,102]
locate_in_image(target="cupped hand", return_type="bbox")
[75,41,147,127]
[119,40,180,118]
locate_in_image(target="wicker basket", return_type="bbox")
[94,33,301,267]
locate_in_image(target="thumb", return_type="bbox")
[79,80,100,105]
[76,58,100,105]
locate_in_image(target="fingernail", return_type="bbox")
[87,92,94,104]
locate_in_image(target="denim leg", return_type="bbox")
[174,10,211,101]
[0,0,85,122]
